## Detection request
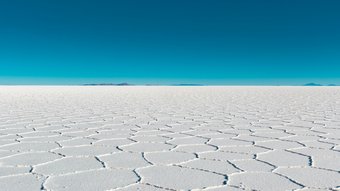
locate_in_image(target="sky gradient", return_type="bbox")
[0,0,340,85]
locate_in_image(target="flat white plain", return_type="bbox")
[0,86,339,191]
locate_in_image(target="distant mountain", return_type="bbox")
[172,84,204,86]
[82,83,205,86]
[116,83,132,86]
[83,83,133,86]
[304,83,323,86]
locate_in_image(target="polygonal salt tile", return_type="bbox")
[58,138,94,147]
[168,126,196,132]
[236,135,274,142]
[208,139,252,147]
[0,124,27,129]
[324,139,340,145]
[295,188,328,191]
[120,142,174,152]
[252,132,293,139]
[202,185,245,190]
[0,174,44,190]
[0,150,17,159]
[173,144,217,153]
[134,130,168,136]
[45,169,138,191]
[0,134,21,140]
[162,133,190,139]
[130,135,170,143]
[97,129,132,135]
[93,138,135,146]
[34,125,67,132]
[62,130,97,137]
[89,132,132,140]
[19,131,59,137]
[100,124,131,129]
[183,129,219,136]
[292,130,326,137]
[200,133,237,139]
[145,151,196,165]
[34,157,103,175]
[255,140,304,150]
[113,183,167,191]
[89,131,132,140]
[257,150,310,167]
[219,145,270,155]
[283,135,321,142]
[286,121,316,127]
[0,128,33,135]
[312,156,340,171]
[18,135,71,142]
[289,147,340,158]
[199,125,233,131]
[0,140,16,146]
[0,152,62,166]
[66,123,104,129]
[231,159,275,172]
[0,166,31,177]
[167,136,208,145]
[53,145,117,156]
[302,140,335,149]
[228,172,302,191]
[199,151,254,161]
[319,132,340,139]
[184,129,232,136]
[181,159,240,175]
[275,167,340,189]
[138,165,226,190]
[99,152,150,169]
[0,142,60,152]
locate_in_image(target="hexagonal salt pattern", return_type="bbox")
[0,86,339,190]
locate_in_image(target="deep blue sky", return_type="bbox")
[0,0,340,85]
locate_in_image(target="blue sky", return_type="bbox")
[0,0,339,85]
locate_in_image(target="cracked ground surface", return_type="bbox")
[0,86,339,191]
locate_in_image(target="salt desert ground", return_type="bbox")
[0,86,339,191]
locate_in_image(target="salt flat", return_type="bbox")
[0,86,339,191]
